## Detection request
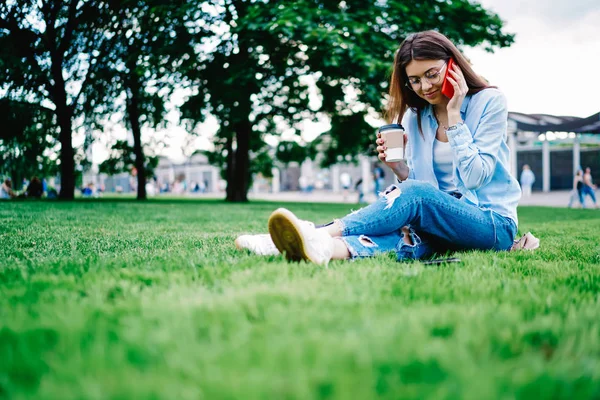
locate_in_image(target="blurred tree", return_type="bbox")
[276,141,309,166]
[180,0,513,202]
[0,99,58,189]
[98,140,159,177]
[85,0,196,200]
[0,0,112,199]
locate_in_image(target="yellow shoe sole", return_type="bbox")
[268,208,313,263]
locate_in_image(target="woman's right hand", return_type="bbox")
[376,132,409,179]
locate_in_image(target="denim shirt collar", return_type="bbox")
[423,94,472,121]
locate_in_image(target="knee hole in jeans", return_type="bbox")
[358,235,378,248]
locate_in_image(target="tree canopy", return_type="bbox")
[0,0,112,198]
[180,0,514,201]
[85,0,195,199]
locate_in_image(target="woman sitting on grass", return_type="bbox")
[236,30,538,265]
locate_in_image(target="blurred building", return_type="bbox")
[508,111,600,192]
[154,153,221,194]
[83,153,221,195]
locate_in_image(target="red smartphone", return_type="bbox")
[441,58,455,99]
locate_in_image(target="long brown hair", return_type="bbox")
[386,31,492,134]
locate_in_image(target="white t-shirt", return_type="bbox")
[433,139,457,193]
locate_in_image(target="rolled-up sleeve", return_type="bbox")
[446,92,508,190]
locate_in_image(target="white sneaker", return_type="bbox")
[267,208,334,266]
[234,234,280,256]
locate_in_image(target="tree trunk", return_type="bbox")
[224,25,254,203]
[56,103,75,200]
[125,79,147,201]
[48,48,75,200]
[225,134,235,197]
[10,168,19,193]
[225,120,251,202]
[44,12,75,200]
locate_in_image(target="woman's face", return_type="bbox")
[405,59,448,105]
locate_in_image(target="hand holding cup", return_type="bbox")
[376,124,407,172]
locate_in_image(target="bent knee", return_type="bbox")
[380,181,436,210]
[397,180,438,198]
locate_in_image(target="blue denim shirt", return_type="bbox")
[402,88,521,224]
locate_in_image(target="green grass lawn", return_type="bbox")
[1,199,599,399]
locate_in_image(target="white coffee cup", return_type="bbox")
[379,124,405,162]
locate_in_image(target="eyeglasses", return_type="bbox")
[405,62,447,91]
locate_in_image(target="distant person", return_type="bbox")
[160,181,169,193]
[145,182,155,196]
[581,167,598,208]
[172,179,185,194]
[354,178,365,203]
[568,170,585,208]
[373,164,385,194]
[519,164,535,197]
[47,189,58,199]
[298,175,308,193]
[46,184,58,199]
[234,30,538,263]
[339,172,352,201]
[1,179,15,199]
[26,176,44,198]
[82,183,95,197]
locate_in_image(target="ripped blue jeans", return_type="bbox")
[337,180,517,261]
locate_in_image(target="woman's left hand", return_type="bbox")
[445,63,468,119]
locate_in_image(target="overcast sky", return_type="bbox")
[463,0,600,117]
[90,0,600,164]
